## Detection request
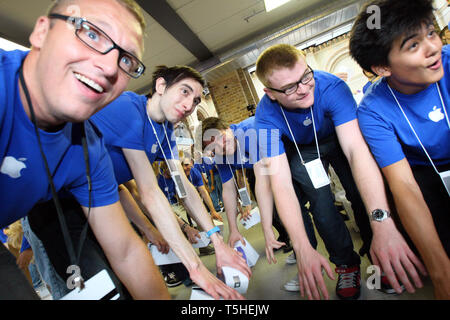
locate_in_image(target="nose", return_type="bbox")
[182,97,195,113]
[424,37,440,58]
[93,49,120,79]
[295,82,309,95]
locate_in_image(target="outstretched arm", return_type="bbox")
[336,119,427,294]
[382,159,449,299]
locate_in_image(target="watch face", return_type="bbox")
[373,210,384,220]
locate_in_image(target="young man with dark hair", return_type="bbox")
[253,43,427,300]
[88,65,251,300]
[350,0,449,299]
[0,0,171,299]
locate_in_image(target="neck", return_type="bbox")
[147,96,166,123]
[386,76,431,95]
[20,54,66,132]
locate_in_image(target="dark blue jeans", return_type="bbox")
[284,134,368,267]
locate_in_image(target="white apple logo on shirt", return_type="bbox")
[428,106,445,122]
[1,156,27,178]
[151,143,158,153]
[303,117,312,126]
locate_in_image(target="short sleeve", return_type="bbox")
[317,74,357,127]
[357,103,406,168]
[91,92,146,151]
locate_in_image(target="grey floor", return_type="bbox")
[168,208,435,301]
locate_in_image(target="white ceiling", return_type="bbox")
[0,0,362,93]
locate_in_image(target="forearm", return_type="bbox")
[199,186,217,215]
[141,190,202,271]
[222,183,240,234]
[110,235,169,299]
[254,171,275,237]
[119,185,157,238]
[390,180,448,273]
[271,178,312,252]
[181,182,216,232]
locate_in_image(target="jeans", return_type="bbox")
[284,134,367,266]
[21,216,69,299]
[28,261,43,288]
[0,242,39,300]
[411,163,450,257]
[209,172,223,211]
[27,197,133,300]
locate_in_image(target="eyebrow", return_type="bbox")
[399,33,418,49]
[399,23,434,50]
[280,67,310,89]
[88,17,141,57]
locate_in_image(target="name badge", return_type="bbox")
[304,158,330,189]
[61,270,119,300]
[238,187,252,207]
[171,171,187,198]
[439,170,450,197]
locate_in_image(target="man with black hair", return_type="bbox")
[350,0,449,299]
[89,65,251,300]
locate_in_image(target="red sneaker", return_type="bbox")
[335,265,361,300]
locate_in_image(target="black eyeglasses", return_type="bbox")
[267,67,314,95]
[48,14,145,79]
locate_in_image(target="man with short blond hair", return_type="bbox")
[253,43,427,300]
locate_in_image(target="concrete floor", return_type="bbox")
[168,208,435,301]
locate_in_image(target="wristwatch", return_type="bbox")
[370,209,391,222]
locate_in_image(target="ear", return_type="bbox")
[29,16,51,49]
[154,77,167,95]
[263,87,277,101]
[371,65,391,78]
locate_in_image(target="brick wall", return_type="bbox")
[208,68,259,125]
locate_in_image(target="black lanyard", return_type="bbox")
[19,64,91,289]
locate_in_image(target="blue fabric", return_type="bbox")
[358,45,450,168]
[91,91,178,185]
[157,174,177,205]
[187,166,203,187]
[0,230,7,244]
[0,49,119,229]
[19,235,30,253]
[362,81,372,94]
[255,71,357,158]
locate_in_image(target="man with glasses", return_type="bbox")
[0,0,171,299]
[253,44,425,300]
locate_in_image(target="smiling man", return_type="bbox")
[254,43,427,300]
[350,0,450,299]
[0,0,173,299]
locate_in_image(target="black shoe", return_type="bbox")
[379,274,405,294]
[199,244,215,256]
[164,272,182,288]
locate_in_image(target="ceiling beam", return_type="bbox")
[136,0,214,62]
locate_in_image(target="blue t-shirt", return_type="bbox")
[0,49,119,228]
[157,173,177,205]
[0,229,7,244]
[255,71,357,157]
[91,92,179,185]
[214,117,261,184]
[194,158,215,177]
[363,81,372,94]
[357,45,450,168]
[186,166,204,187]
